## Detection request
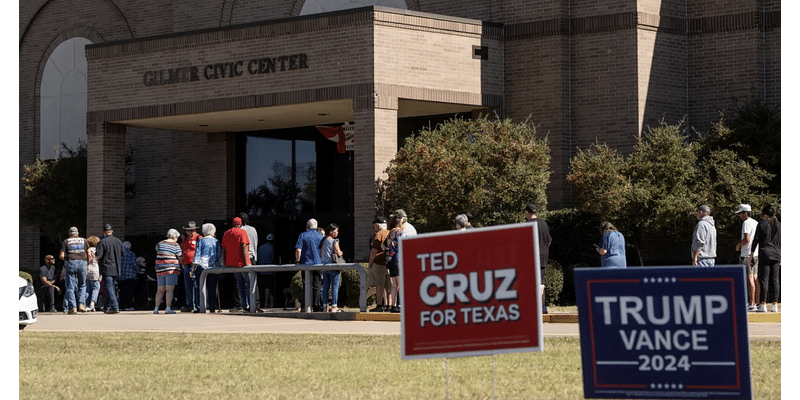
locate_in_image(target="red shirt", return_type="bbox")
[181,232,202,265]
[221,227,250,267]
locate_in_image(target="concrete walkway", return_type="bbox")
[23,310,781,340]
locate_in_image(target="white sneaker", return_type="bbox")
[748,305,757,311]
[770,304,778,313]
[756,304,767,313]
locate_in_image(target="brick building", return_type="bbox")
[19,0,780,272]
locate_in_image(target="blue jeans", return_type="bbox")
[321,271,341,307]
[85,279,100,305]
[103,275,119,311]
[184,265,196,309]
[64,260,88,309]
[697,258,715,267]
[202,268,219,311]
[234,272,250,310]
[192,265,205,309]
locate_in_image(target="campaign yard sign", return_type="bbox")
[574,266,752,399]
[400,224,543,360]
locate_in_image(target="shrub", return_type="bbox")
[544,260,564,306]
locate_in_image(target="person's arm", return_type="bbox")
[334,240,343,257]
[295,248,302,263]
[241,244,250,266]
[735,232,751,252]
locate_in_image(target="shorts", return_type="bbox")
[741,256,758,275]
[387,257,399,278]
[157,273,179,287]
[369,263,391,289]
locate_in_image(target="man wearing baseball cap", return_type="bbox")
[735,204,759,310]
[221,217,251,312]
[691,205,717,267]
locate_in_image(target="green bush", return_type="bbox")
[544,260,564,306]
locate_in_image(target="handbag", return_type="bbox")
[332,251,346,264]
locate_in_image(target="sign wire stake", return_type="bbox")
[445,358,450,400]
[492,355,496,400]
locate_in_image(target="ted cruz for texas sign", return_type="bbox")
[400,224,544,360]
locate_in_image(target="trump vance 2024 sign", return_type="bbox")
[574,266,752,399]
[400,224,544,360]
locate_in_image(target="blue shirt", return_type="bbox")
[295,229,323,264]
[600,230,627,268]
[193,237,222,269]
[257,243,274,265]
[119,249,139,280]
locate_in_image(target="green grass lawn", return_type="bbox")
[19,333,780,399]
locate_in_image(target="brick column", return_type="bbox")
[352,94,398,261]
[87,122,126,239]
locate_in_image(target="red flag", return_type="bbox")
[316,126,347,153]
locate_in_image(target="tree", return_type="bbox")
[567,120,779,255]
[21,143,88,246]
[382,115,551,231]
[700,95,780,194]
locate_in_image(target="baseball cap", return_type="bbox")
[735,204,751,214]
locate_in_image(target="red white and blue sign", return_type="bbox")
[574,266,752,399]
[400,223,544,360]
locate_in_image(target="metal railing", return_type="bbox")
[197,263,367,313]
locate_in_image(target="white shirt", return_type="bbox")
[740,217,758,257]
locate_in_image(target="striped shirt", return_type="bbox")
[155,240,182,276]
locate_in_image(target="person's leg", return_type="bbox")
[234,272,250,311]
[154,285,165,313]
[183,266,194,311]
[76,261,88,311]
[64,261,78,312]
[165,285,175,313]
[312,271,323,311]
[205,272,219,312]
[769,261,780,309]
[103,275,119,312]
[757,260,769,311]
[331,272,341,308]
[321,272,331,310]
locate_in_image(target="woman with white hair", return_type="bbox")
[193,223,223,313]
[154,229,182,314]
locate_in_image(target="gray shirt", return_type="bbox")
[691,216,717,259]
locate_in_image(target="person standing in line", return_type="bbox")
[221,217,252,312]
[319,223,344,313]
[524,203,552,314]
[384,210,408,313]
[180,221,202,313]
[454,214,470,231]
[118,241,139,311]
[691,205,717,267]
[38,255,60,312]
[295,218,323,312]
[84,236,101,312]
[596,221,626,268]
[194,223,223,313]
[95,224,124,314]
[60,226,90,314]
[735,204,759,311]
[135,257,149,310]
[368,217,391,312]
[239,213,259,311]
[154,229,182,314]
[257,233,275,308]
[751,204,781,313]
